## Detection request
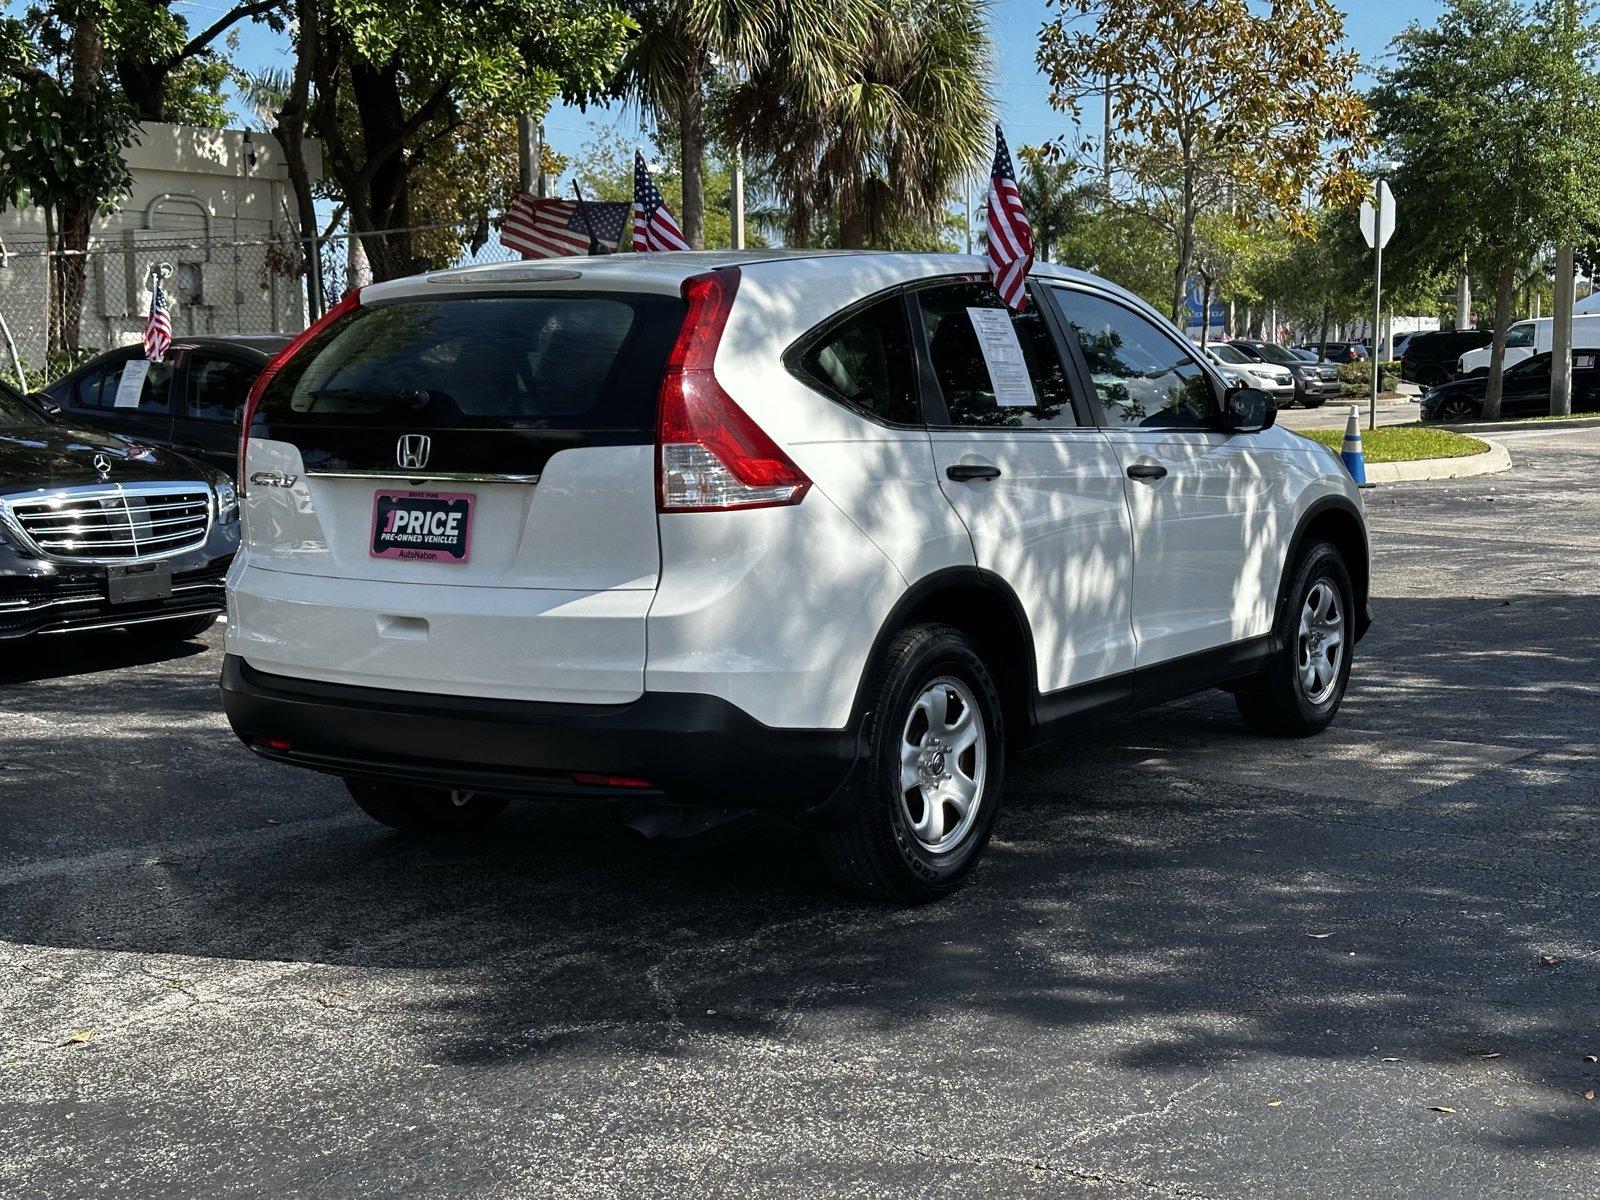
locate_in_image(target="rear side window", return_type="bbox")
[186,355,259,422]
[916,281,1077,428]
[794,296,919,425]
[258,294,683,431]
[77,357,172,413]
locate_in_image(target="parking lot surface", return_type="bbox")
[3,426,1598,1198]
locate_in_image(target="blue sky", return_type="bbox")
[11,0,1443,165]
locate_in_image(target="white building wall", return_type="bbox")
[0,122,323,370]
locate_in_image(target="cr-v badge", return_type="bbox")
[397,434,431,471]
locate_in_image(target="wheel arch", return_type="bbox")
[1287,496,1371,641]
[853,567,1040,749]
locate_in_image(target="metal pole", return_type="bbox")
[731,141,746,250]
[517,114,537,193]
[1102,71,1113,198]
[1370,187,1383,431]
[964,177,973,254]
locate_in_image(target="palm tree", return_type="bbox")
[725,0,992,248]
[612,0,850,249]
[1015,148,1096,264]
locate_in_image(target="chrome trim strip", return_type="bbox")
[35,607,222,635]
[0,480,215,565]
[0,580,226,613]
[301,469,541,485]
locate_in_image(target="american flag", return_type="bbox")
[985,125,1034,311]
[143,275,172,362]
[501,194,628,258]
[633,151,689,252]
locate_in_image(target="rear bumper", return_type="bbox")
[220,655,866,819]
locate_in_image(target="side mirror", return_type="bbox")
[1219,385,1276,434]
[25,392,61,420]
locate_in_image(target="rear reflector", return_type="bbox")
[237,287,363,490]
[572,772,654,790]
[656,269,810,512]
[250,737,293,752]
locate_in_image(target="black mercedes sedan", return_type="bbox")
[1419,350,1600,421]
[0,377,237,640]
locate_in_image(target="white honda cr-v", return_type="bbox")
[222,251,1370,902]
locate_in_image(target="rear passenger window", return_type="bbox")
[916,281,1076,428]
[795,296,919,425]
[1048,287,1218,429]
[186,355,259,422]
[78,357,172,413]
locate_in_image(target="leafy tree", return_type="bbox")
[101,0,279,123]
[291,0,633,281]
[0,11,137,356]
[1037,0,1372,323]
[726,0,992,248]
[1374,0,1600,417]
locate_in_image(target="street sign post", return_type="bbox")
[1359,179,1396,430]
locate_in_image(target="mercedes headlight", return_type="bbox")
[215,480,239,524]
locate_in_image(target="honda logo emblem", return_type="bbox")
[397,434,431,471]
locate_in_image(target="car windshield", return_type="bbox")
[0,382,43,426]
[1250,343,1300,366]
[1506,324,1536,348]
[1208,344,1248,364]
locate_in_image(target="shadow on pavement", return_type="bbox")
[3,591,1598,1157]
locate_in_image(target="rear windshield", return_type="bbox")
[257,293,684,431]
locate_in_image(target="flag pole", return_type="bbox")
[571,180,606,255]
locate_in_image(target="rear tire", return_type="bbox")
[1235,541,1354,738]
[345,778,508,834]
[131,613,217,642]
[819,624,1005,903]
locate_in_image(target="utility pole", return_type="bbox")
[964,176,973,254]
[731,141,746,249]
[517,114,538,194]
[1102,71,1114,199]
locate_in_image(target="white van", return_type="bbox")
[1457,314,1600,375]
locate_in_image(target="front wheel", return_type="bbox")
[819,624,1005,903]
[1434,396,1479,422]
[345,778,508,834]
[1300,394,1326,409]
[1235,541,1354,737]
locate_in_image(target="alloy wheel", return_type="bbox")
[1297,580,1346,706]
[899,676,987,853]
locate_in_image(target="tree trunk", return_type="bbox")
[347,59,416,281]
[1318,304,1330,361]
[1455,265,1471,329]
[273,0,324,318]
[1482,260,1515,421]
[1199,278,1212,349]
[51,201,94,358]
[1552,242,1575,416]
[678,70,705,251]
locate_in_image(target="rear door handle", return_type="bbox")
[946,463,1002,482]
[1126,463,1168,482]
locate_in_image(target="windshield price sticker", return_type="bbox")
[966,307,1037,408]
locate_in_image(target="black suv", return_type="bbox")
[1296,341,1369,364]
[40,335,289,476]
[1400,330,1494,387]
[0,378,237,640]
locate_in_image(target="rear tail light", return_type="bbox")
[656,269,810,512]
[237,287,363,491]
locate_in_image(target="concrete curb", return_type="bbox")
[1441,414,1600,435]
[1363,437,1512,484]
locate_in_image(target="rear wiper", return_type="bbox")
[307,386,437,410]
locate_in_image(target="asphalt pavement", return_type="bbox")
[3,425,1599,1198]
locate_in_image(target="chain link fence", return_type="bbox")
[0,221,526,394]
